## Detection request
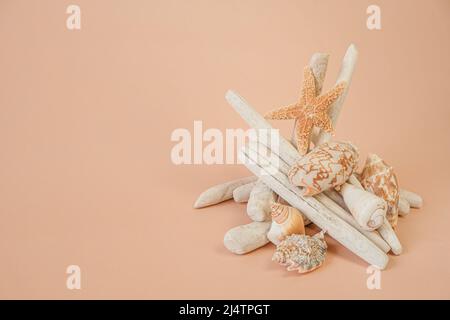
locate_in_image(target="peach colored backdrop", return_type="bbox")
[0,0,449,299]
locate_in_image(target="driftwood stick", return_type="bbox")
[247,180,275,221]
[226,90,299,165]
[398,197,411,216]
[309,53,329,94]
[233,182,256,203]
[224,221,271,254]
[194,176,257,208]
[399,189,423,208]
[378,222,402,255]
[314,44,359,146]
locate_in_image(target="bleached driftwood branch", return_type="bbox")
[398,197,410,216]
[224,221,271,254]
[246,180,275,221]
[194,176,257,208]
[399,189,423,208]
[314,44,358,146]
[377,222,402,255]
[233,182,256,203]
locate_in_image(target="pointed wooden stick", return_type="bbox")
[398,197,411,216]
[377,222,402,255]
[194,176,257,208]
[224,221,271,254]
[233,182,256,203]
[246,180,275,222]
[399,189,423,208]
[314,44,359,146]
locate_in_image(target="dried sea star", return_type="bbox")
[265,66,346,155]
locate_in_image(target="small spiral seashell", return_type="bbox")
[267,203,305,245]
[272,231,327,273]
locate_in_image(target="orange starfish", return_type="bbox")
[265,66,346,155]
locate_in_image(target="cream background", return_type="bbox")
[0,0,449,299]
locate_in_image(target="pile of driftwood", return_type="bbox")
[194,44,422,272]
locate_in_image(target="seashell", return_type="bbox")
[360,154,399,228]
[224,221,271,255]
[340,183,386,231]
[277,197,312,226]
[267,202,306,245]
[272,231,327,273]
[288,141,359,196]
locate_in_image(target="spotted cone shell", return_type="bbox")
[272,231,327,273]
[360,154,399,228]
[288,141,359,196]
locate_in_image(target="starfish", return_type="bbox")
[265,66,346,155]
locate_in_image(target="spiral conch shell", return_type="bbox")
[340,183,386,231]
[360,154,399,228]
[272,231,327,273]
[267,202,305,245]
[288,141,359,196]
